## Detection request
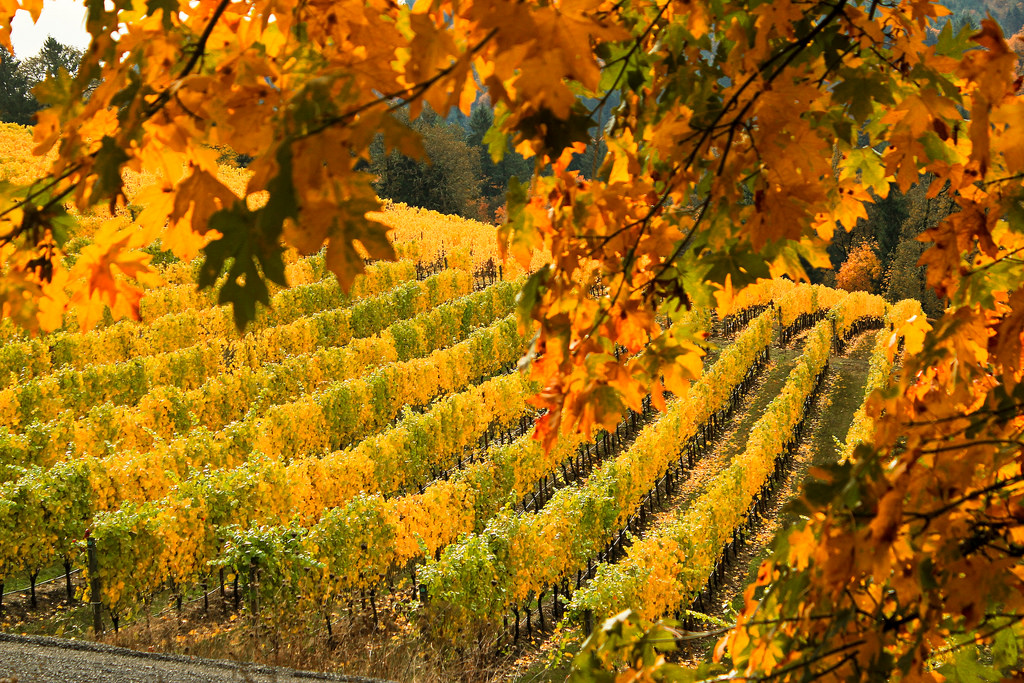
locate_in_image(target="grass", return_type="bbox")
[725,331,877,613]
[667,347,801,514]
[2,561,67,593]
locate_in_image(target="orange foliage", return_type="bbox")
[836,240,882,293]
[2,1,1024,680]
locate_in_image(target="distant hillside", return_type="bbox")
[938,0,1024,36]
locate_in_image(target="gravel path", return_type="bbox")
[0,633,396,683]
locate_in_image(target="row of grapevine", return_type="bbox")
[0,278,515,471]
[831,291,887,352]
[0,259,421,389]
[567,292,887,624]
[776,284,846,345]
[375,203,548,276]
[842,299,925,460]
[568,318,834,623]
[72,371,539,617]
[0,268,471,435]
[698,279,797,339]
[135,238,450,327]
[63,248,343,335]
[415,303,778,635]
[136,251,334,323]
[0,313,529,586]
[146,201,511,292]
[724,279,797,319]
[78,305,719,622]
[86,429,586,619]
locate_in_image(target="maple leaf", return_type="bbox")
[171,167,239,234]
[994,288,1024,392]
[68,220,159,331]
[5,0,1024,678]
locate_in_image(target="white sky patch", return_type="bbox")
[11,0,90,58]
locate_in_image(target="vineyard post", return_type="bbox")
[87,537,103,634]
[63,557,74,604]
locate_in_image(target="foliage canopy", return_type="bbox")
[1,0,1024,679]
[836,239,882,293]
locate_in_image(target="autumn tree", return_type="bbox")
[1,0,1024,681]
[881,179,956,315]
[369,107,484,219]
[829,186,904,264]
[835,240,882,293]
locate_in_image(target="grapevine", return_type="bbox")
[0,274,507,470]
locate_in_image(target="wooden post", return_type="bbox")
[64,558,74,604]
[538,591,546,631]
[87,537,103,635]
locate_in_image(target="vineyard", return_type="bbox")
[0,134,931,678]
[2,0,1023,677]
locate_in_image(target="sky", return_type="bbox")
[10,0,90,58]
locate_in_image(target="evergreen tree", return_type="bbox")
[370,108,484,219]
[0,37,86,125]
[0,48,37,124]
[22,37,83,84]
[566,93,616,179]
[567,136,607,179]
[466,99,532,219]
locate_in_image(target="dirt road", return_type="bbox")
[0,633,395,683]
